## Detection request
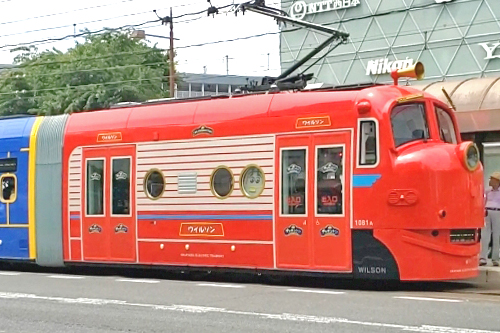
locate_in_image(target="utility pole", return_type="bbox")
[169,7,175,98]
[224,55,234,75]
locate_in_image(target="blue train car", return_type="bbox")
[0,115,41,260]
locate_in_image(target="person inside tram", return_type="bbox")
[2,176,15,201]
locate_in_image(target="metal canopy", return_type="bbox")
[412,77,500,133]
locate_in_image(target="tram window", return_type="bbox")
[391,103,429,147]
[240,165,265,199]
[211,167,233,199]
[435,107,457,144]
[112,158,131,215]
[144,169,165,199]
[86,160,104,215]
[0,174,17,203]
[359,121,377,165]
[316,147,343,215]
[281,149,306,215]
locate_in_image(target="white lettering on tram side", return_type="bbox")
[357,266,387,274]
[354,219,373,227]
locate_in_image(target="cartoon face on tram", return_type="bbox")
[0,63,484,281]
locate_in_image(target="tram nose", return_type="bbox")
[391,142,483,228]
[429,143,483,226]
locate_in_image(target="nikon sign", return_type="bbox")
[290,0,361,20]
[366,58,415,76]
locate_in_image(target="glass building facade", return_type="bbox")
[280,0,500,85]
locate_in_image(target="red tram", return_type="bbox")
[0,64,484,281]
[57,64,483,281]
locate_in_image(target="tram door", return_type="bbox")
[81,146,136,262]
[275,132,352,271]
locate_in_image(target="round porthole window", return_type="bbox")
[144,169,165,200]
[211,167,234,199]
[240,165,265,199]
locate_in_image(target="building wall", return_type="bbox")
[280,0,500,85]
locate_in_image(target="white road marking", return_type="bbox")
[394,296,463,303]
[0,272,21,276]
[0,291,494,333]
[197,283,245,288]
[115,279,160,284]
[287,288,345,295]
[47,275,85,279]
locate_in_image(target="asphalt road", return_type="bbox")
[0,266,499,333]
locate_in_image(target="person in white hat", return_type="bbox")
[480,171,500,266]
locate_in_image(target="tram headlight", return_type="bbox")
[458,142,480,171]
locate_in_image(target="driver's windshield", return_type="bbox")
[391,103,430,147]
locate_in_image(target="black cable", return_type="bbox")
[0,19,160,50]
[0,2,254,52]
[0,0,138,26]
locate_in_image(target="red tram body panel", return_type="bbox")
[61,84,484,281]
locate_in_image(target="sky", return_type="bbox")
[0,0,283,77]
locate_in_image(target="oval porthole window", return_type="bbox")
[240,165,265,199]
[144,169,165,200]
[211,167,234,199]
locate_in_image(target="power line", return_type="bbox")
[0,10,164,39]
[0,65,283,98]
[0,2,252,52]
[0,1,215,39]
[0,19,161,50]
[2,61,168,78]
[0,28,281,74]
[0,0,138,26]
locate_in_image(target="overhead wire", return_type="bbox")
[1,28,282,74]
[0,0,139,26]
[0,1,213,39]
[0,1,253,51]
[0,65,283,98]
[1,0,489,73]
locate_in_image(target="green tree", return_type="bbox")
[0,30,173,116]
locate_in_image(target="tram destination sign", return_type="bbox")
[290,0,361,19]
[0,158,17,173]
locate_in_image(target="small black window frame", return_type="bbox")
[144,169,166,200]
[0,173,17,204]
[210,166,234,199]
[358,119,378,166]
